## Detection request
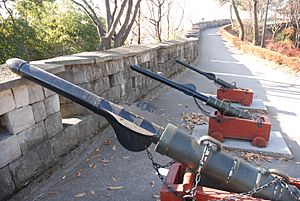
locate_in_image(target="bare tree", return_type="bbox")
[252,0,259,45]
[261,0,270,47]
[145,0,166,41]
[71,0,142,50]
[231,0,245,40]
[216,0,244,41]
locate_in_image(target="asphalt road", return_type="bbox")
[9,27,300,201]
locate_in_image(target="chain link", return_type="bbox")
[278,179,300,200]
[146,149,183,200]
[209,176,300,201]
[184,141,212,201]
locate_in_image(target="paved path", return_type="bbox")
[9,28,300,201]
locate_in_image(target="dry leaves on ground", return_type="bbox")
[240,152,273,163]
[85,147,100,163]
[181,112,208,129]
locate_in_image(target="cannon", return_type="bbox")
[6,58,300,201]
[175,59,254,106]
[130,64,270,147]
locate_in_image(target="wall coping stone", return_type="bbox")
[44,55,95,65]
[0,63,64,92]
[73,51,123,63]
[158,38,198,49]
[112,44,161,57]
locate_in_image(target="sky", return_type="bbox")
[181,0,230,23]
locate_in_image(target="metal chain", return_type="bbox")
[184,141,212,201]
[210,177,284,201]
[146,149,183,200]
[278,179,300,200]
[194,97,213,117]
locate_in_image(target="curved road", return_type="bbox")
[9,27,300,201]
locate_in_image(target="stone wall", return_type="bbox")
[185,19,230,38]
[0,19,227,200]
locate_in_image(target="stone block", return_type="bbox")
[3,106,35,134]
[140,52,150,63]
[28,83,44,104]
[108,73,125,87]
[0,89,16,116]
[91,66,103,81]
[102,86,122,102]
[9,141,53,189]
[78,83,93,92]
[72,66,93,84]
[12,85,29,108]
[44,112,63,138]
[32,101,47,122]
[0,132,21,168]
[43,88,56,97]
[18,121,47,154]
[0,166,15,200]
[44,94,60,115]
[50,123,79,157]
[102,60,124,76]
[93,77,110,95]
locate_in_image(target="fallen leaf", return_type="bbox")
[149,181,155,187]
[90,189,95,195]
[47,191,58,196]
[76,171,81,177]
[153,194,160,198]
[85,154,101,162]
[74,192,86,198]
[107,186,124,190]
[103,139,112,145]
[89,163,97,169]
[112,145,116,151]
[100,159,110,163]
